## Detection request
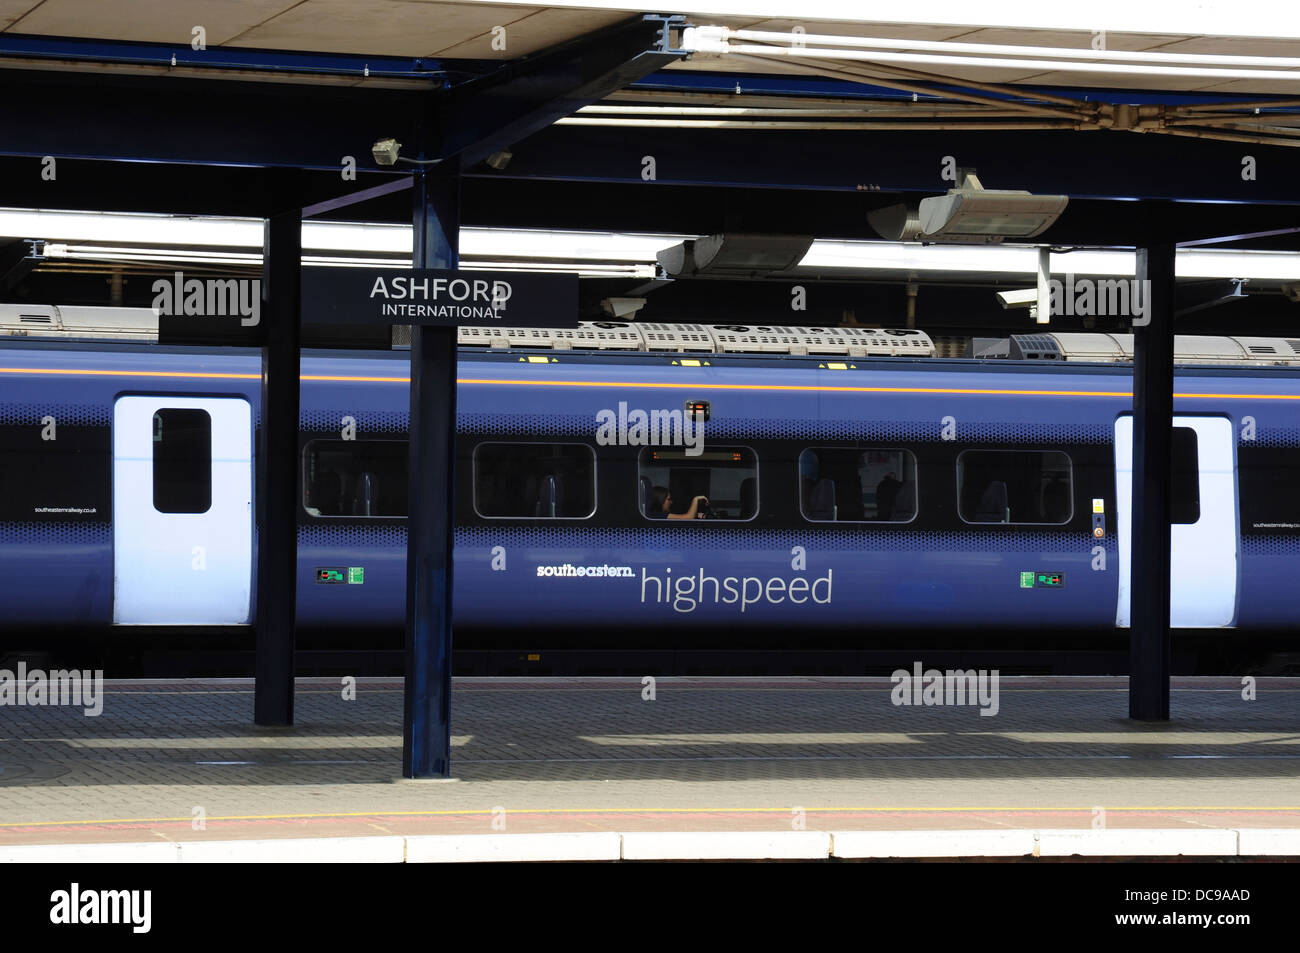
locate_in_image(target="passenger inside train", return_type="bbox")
[647,485,710,520]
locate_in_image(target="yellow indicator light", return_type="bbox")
[679,358,702,367]
[527,355,549,364]
[527,653,541,661]
[826,362,848,370]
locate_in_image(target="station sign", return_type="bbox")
[302,267,580,327]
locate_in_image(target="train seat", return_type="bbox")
[975,481,1009,522]
[1042,478,1070,522]
[739,477,757,519]
[807,478,837,521]
[352,472,377,516]
[894,479,916,520]
[536,474,561,518]
[310,469,342,517]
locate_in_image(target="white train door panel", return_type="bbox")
[1114,415,1238,628]
[113,396,253,624]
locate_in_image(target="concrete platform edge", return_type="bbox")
[2,829,1299,863]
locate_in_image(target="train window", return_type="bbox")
[1170,427,1200,525]
[638,446,758,521]
[1237,446,1300,531]
[303,440,408,517]
[152,409,211,513]
[473,443,595,519]
[799,448,917,523]
[957,450,1073,525]
[0,425,110,522]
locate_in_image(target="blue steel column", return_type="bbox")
[254,199,301,726]
[1129,242,1176,721]
[403,166,460,777]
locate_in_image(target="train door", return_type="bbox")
[112,395,253,624]
[1114,415,1238,627]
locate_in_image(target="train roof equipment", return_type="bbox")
[4,303,1300,367]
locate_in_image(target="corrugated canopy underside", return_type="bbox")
[2,1,1299,94]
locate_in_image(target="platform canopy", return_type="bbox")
[3,2,1299,140]
[5,1,1300,92]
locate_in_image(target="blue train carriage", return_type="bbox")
[2,307,1299,641]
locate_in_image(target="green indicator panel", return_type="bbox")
[315,568,346,584]
[1020,571,1064,588]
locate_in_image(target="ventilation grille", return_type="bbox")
[932,335,970,359]
[454,321,936,356]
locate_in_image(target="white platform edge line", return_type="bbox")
[0,842,183,864]
[405,832,622,863]
[4,829,1300,862]
[829,829,1038,858]
[1034,828,1243,857]
[620,831,832,861]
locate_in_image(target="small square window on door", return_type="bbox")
[152,409,212,513]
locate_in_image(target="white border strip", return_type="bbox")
[1036,829,1239,856]
[2,828,1298,863]
[621,831,832,860]
[0,842,183,864]
[178,836,404,863]
[1238,829,1300,855]
[406,832,622,863]
[832,829,1037,858]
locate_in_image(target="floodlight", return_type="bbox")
[372,138,402,166]
[996,288,1039,309]
[918,187,1068,243]
[872,171,1068,245]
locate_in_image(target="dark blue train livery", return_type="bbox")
[2,319,1299,645]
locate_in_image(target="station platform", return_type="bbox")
[1,676,1298,862]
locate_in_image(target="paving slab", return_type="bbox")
[0,676,1297,858]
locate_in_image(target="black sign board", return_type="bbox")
[301,267,580,328]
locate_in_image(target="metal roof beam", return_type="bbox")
[302,176,415,219]
[432,15,686,168]
[0,239,44,296]
[0,33,444,84]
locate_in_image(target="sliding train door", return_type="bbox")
[1114,415,1238,627]
[112,395,253,624]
